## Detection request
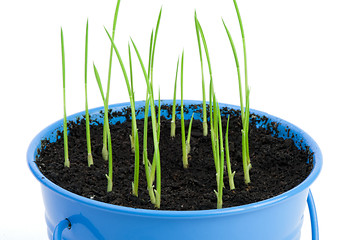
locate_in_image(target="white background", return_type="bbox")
[1,0,360,239]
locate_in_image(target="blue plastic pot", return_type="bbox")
[27,100,322,240]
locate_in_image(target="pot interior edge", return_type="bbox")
[27,100,322,216]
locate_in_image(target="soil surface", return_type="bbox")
[36,104,313,210]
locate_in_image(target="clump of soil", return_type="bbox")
[36,104,313,210]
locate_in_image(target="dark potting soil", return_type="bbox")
[36,104,313,210]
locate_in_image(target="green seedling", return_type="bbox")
[131,128,140,197]
[186,113,194,156]
[149,88,162,184]
[194,11,208,137]
[128,44,140,196]
[93,63,113,192]
[180,51,188,169]
[131,39,161,208]
[170,57,179,137]
[150,7,163,89]
[222,19,244,123]
[146,9,163,185]
[225,115,235,190]
[143,92,156,204]
[129,44,135,107]
[128,44,136,153]
[139,31,157,204]
[215,102,225,209]
[219,0,251,184]
[84,20,93,167]
[104,28,141,197]
[157,88,161,140]
[101,0,121,161]
[195,16,218,174]
[61,28,70,168]
[210,97,225,209]
[143,30,154,165]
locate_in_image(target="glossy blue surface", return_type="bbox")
[28,100,322,240]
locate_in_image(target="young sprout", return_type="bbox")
[222,19,244,123]
[128,44,136,153]
[194,11,208,137]
[143,30,154,165]
[216,102,225,209]
[242,129,250,184]
[60,28,69,168]
[149,88,162,184]
[131,38,161,208]
[213,95,220,186]
[132,128,140,197]
[180,51,188,169]
[147,9,163,186]
[150,7,163,88]
[138,31,157,204]
[84,19,93,167]
[186,113,194,156]
[93,64,113,192]
[210,97,225,208]
[149,88,161,183]
[195,16,219,173]
[143,92,156,204]
[170,57,180,138]
[101,0,121,161]
[157,88,161,140]
[104,29,141,197]
[222,0,251,184]
[225,115,235,190]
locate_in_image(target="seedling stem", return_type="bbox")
[84,19,93,167]
[61,28,70,168]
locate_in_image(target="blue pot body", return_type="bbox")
[27,100,322,240]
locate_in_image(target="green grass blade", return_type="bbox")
[180,50,188,169]
[225,115,235,190]
[233,0,251,182]
[143,92,156,204]
[217,105,224,209]
[101,0,121,161]
[128,43,136,153]
[157,88,161,140]
[242,129,250,184]
[132,128,140,197]
[84,19,93,167]
[131,38,161,208]
[244,88,251,169]
[150,88,162,183]
[105,124,113,192]
[93,64,106,101]
[93,63,113,192]
[141,31,156,201]
[95,56,107,162]
[186,113,194,156]
[150,7,163,87]
[170,57,179,137]
[222,18,244,122]
[195,18,213,86]
[147,30,154,78]
[106,0,122,102]
[194,11,208,137]
[128,43,134,99]
[104,28,138,154]
[61,28,70,168]
[232,0,249,92]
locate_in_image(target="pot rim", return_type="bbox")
[27,100,322,218]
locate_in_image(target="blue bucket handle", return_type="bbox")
[52,218,71,240]
[307,189,319,240]
[52,191,319,240]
